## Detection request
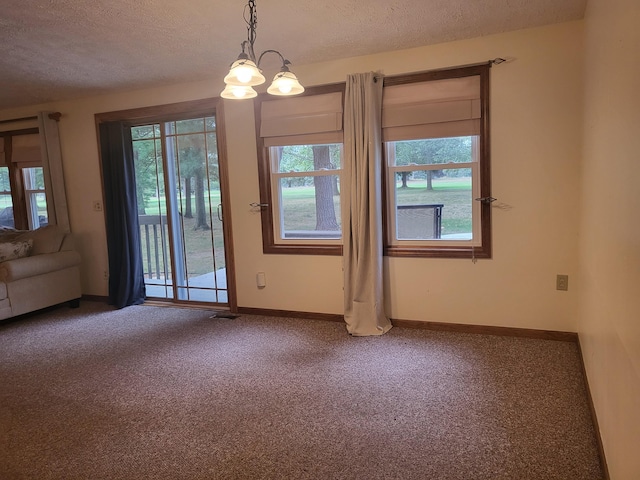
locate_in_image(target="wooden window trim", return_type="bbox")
[382,63,492,259]
[0,128,40,230]
[254,65,492,259]
[254,83,346,256]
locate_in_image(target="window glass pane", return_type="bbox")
[393,137,474,166]
[23,167,48,229]
[279,176,341,239]
[205,117,216,132]
[175,118,205,134]
[131,125,155,140]
[23,167,45,190]
[275,144,341,173]
[0,200,14,228]
[394,168,472,240]
[0,166,14,227]
[29,192,48,228]
[0,167,11,194]
[132,128,164,217]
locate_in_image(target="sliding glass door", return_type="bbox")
[131,115,229,305]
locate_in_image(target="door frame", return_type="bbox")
[95,98,237,312]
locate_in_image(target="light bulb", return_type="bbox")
[267,70,304,96]
[278,82,293,94]
[224,59,265,87]
[233,87,248,98]
[221,84,257,99]
[236,67,253,84]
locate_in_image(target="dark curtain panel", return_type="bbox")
[99,122,146,308]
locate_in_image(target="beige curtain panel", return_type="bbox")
[342,72,392,336]
[38,112,70,233]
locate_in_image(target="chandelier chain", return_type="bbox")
[244,0,258,62]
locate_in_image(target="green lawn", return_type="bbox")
[395,178,472,235]
[279,177,472,235]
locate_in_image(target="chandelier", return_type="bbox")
[221,0,305,100]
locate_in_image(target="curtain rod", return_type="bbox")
[374,57,507,82]
[0,112,61,126]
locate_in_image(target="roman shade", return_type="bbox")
[10,134,41,164]
[260,92,343,147]
[382,75,481,142]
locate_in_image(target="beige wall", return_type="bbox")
[229,21,585,331]
[0,21,584,332]
[580,0,640,477]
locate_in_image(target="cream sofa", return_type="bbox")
[0,225,81,320]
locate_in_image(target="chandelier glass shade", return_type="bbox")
[223,56,265,87]
[221,0,304,99]
[267,70,305,96]
[220,84,258,99]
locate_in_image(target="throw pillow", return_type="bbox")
[0,239,33,262]
[0,227,26,241]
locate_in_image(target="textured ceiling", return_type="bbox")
[0,0,586,110]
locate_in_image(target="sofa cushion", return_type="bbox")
[0,239,33,262]
[17,225,65,255]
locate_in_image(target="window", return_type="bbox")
[383,64,491,258]
[256,84,345,255]
[269,143,342,241]
[23,167,47,229]
[0,130,50,231]
[255,65,492,258]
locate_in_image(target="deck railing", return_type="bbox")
[396,204,443,239]
[138,215,168,280]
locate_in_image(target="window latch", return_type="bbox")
[250,202,269,208]
[474,196,497,204]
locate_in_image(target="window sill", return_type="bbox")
[263,243,343,256]
[384,244,491,259]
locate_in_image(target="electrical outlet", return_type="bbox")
[556,274,568,291]
[103,270,109,281]
[93,201,103,212]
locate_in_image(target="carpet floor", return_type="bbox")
[0,301,603,479]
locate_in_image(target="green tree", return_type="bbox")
[312,145,339,231]
[279,144,340,230]
[183,177,193,218]
[280,145,312,187]
[131,126,163,215]
[178,142,210,231]
[395,137,472,190]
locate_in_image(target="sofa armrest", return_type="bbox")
[60,234,76,252]
[0,250,81,282]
